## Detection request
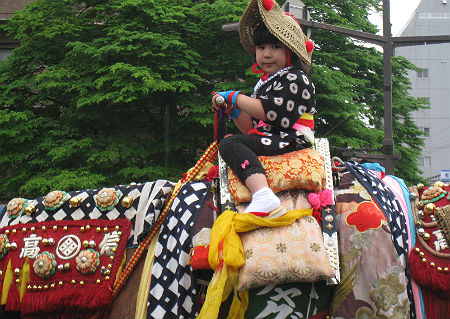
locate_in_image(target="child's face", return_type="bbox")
[255,43,287,75]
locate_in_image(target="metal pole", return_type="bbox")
[382,0,395,174]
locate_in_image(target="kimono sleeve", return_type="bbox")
[258,70,316,130]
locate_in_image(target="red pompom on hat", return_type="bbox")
[262,0,274,11]
[305,40,314,53]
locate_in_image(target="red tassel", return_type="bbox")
[21,284,112,315]
[409,250,450,297]
[422,288,450,319]
[312,208,322,226]
[5,282,20,312]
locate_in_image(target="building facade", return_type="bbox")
[395,0,450,181]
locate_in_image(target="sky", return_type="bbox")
[370,0,421,36]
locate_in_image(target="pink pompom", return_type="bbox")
[320,189,333,207]
[305,40,314,53]
[308,189,333,211]
[262,0,274,11]
[308,192,321,210]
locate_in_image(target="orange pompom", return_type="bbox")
[262,0,274,11]
[305,40,314,53]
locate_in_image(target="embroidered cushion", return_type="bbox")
[238,215,334,291]
[228,148,326,205]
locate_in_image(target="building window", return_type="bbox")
[419,127,430,137]
[419,156,431,167]
[417,69,429,78]
[0,48,13,61]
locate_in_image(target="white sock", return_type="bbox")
[244,187,280,214]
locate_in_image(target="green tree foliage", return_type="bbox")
[0,0,214,200]
[0,0,426,201]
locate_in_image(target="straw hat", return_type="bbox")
[239,0,313,66]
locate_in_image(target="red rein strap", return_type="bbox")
[251,62,268,81]
[214,111,219,140]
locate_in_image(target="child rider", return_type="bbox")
[212,0,316,217]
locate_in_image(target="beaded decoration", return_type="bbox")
[43,190,71,211]
[6,198,28,219]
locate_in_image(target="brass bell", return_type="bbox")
[417,183,425,190]
[423,233,431,241]
[69,197,81,208]
[424,203,435,214]
[121,196,134,208]
[25,205,36,216]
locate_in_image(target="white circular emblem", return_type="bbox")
[261,138,272,146]
[302,74,310,85]
[298,105,307,115]
[274,97,283,106]
[286,100,295,112]
[302,89,311,100]
[290,83,298,94]
[56,235,81,260]
[267,110,277,121]
[287,73,298,81]
[281,117,290,128]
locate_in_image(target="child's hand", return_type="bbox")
[211,93,231,112]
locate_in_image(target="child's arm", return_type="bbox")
[234,94,266,121]
[232,111,253,134]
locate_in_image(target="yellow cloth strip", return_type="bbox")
[1,259,13,305]
[199,209,313,319]
[299,113,313,120]
[19,261,30,301]
[135,230,161,319]
[197,263,230,319]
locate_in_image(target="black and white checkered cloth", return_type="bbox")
[147,181,210,319]
[0,180,175,247]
